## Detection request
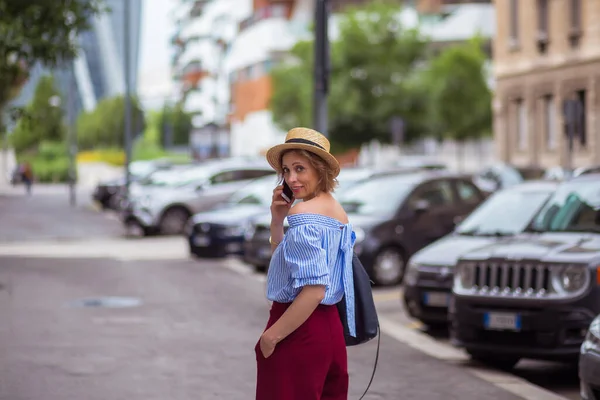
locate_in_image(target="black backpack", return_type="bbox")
[336,253,380,399]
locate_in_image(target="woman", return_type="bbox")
[255,127,356,400]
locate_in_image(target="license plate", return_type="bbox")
[484,312,521,331]
[193,235,210,247]
[422,292,449,307]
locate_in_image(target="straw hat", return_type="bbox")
[266,127,340,177]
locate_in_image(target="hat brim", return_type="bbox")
[266,143,340,178]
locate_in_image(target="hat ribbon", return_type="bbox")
[285,138,326,151]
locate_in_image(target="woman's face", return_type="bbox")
[281,151,320,200]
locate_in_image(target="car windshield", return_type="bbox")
[227,176,277,206]
[530,180,600,233]
[456,188,553,236]
[338,174,417,216]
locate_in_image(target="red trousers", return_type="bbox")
[255,302,349,400]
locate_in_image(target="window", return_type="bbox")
[577,90,587,147]
[531,180,600,233]
[456,189,553,236]
[509,0,519,49]
[455,180,482,205]
[238,169,274,181]
[536,0,549,53]
[569,0,582,47]
[515,99,528,151]
[210,171,238,184]
[408,180,454,209]
[543,95,557,150]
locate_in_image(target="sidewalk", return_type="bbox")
[0,188,123,243]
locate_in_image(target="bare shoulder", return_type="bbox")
[288,198,349,224]
[288,201,311,216]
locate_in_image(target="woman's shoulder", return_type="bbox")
[288,198,349,225]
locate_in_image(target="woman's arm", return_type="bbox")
[261,285,326,347]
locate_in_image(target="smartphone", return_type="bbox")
[281,181,294,203]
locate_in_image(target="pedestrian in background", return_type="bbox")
[20,161,33,196]
[255,127,357,400]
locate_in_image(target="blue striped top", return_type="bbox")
[266,213,356,337]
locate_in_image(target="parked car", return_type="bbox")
[340,171,487,285]
[122,159,275,236]
[580,313,600,400]
[92,159,176,210]
[450,173,600,370]
[403,181,558,328]
[187,174,277,258]
[473,163,524,193]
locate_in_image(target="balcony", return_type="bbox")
[181,60,209,86]
[239,4,288,32]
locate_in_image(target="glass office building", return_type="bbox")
[10,0,142,119]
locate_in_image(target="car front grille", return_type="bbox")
[474,262,552,295]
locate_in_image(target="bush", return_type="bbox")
[77,148,125,165]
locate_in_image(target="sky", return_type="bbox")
[137,0,176,110]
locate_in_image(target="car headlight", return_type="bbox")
[404,262,420,285]
[354,227,366,243]
[558,265,589,293]
[583,315,600,351]
[454,262,476,289]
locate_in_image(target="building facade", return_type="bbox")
[493,0,600,169]
[171,0,495,159]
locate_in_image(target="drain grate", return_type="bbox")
[69,297,142,309]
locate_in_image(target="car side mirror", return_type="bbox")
[413,199,430,214]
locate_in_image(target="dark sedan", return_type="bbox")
[187,175,276,258]
[339,172,487,285]
[402,180,558,327]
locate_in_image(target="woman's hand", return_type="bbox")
[259,331,278,359]
[270,185,293,225]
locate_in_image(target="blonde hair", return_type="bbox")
[279,149,338,193]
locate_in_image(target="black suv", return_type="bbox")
[450,174,600,369]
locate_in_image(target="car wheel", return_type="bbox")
[125,219,145,237]
[372,247,406,286]
[160,207,191,235]
[467,351,520,370]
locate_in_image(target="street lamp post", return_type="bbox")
[123,0,133,195]
[66,65,77,207]
[313,0,330,137]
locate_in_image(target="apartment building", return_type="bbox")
[493,0,600,168]
[172,0,495,159]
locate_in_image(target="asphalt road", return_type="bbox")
[0,190,581,399]
[0,254,527,400]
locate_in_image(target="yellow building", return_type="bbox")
[493,0,600,168]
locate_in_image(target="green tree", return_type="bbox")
[0,0,103,116]
[77,95,145,150]
[424,37,492,143]
[270,1,430,152]
[11,75,66,154]
[158,103,193,147]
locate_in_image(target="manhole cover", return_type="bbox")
[69,297,142,309]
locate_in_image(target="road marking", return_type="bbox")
[378,315,569,400]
